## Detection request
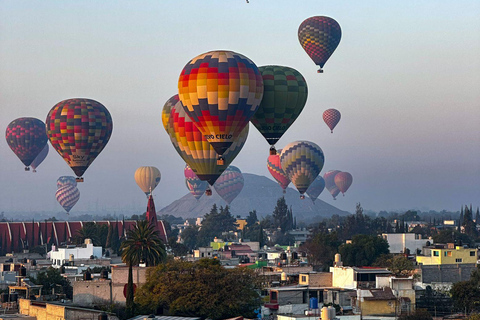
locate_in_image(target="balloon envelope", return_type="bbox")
[166,99,249,185]
[298,16,342,72]
[214,166,244,205]
[280,141,325,195]
[5,117,48,168]
[267,150,290,193]
[46,98,113,178]
[184,164,208,200]
[251,66,308,146]
[178,50,263,155]
[335,171,353,195]
[56,184,80,213]
[324,170,341,200]
[323,109,341,133]
[134,166,161,197]
[306,175,325,202]
[31,143,49,172]
[162,95,179,132]
[57,176,77,189]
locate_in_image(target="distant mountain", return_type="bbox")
[159,173,350,223]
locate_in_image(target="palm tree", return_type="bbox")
[120,220,166,317]
[73,222,99,245]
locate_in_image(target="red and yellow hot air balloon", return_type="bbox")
[267,149,290,193]
[214,166,244,205]
[298,16,342,73]
[5,117,48,171]
[323,170,341,200]
[178,50,263,158]
[323,109,341,133]
[335,171,353,196]
[46,98,113,182]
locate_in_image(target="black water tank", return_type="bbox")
[291,252,298,260]
[1,293,8,303]
[101,270,108,279]
[32,259,37,266]
[98,312,108,320]
[83,270,92,281]
[19,266,27,277]
[10,293,18,302]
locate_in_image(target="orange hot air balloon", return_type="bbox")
[335,171,353,196]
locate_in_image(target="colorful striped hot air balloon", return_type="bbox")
[251,66,308,152]
[324,170,341,200]
[30,143,49,172]
[162,95,179,131]
[5,117,48,171]
[214,166,244,205]
[335,171,353,196]
[46,98,113,182]
[267,149,290,193]
[134,166,161,197]
[306,175,325,203]
[323,109,341,133]
[298,16,342,73]
[56,184,80,214]
[166,99,249,187]
[184,164,209,200]
[57,176,77,189]
[280,141,325,198]
[178,50,263,157]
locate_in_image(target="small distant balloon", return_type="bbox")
[184,165,208,200]
[335,171,353,196]
[214,166,244,205]
[56,184,80,214]
[323,109,341,133]
[31,144,49,173]
[134,166,161,197]
[57,176,77,189]
[306,176,325,203]
[324,170,341,200]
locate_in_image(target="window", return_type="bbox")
[301,276,307,283]
[447,251,452,257]
[456,258,462,263]
[270,291,278,303]
[433,251,439,256]
[471,251,476,256]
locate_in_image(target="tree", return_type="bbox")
[197,205,236,246]
[73,222,99,245]
[120,220,167,318]
[32,267,73,299]
[374,255,416,277]
[339,234,389,267]
[135,259,261,319]
[451,266,480,313]
[433,229,474,247]
[463,205,477,239]
[181,226,199,250]
[273,197,290,232]
[300,231,340,270]
[246,210,258,227]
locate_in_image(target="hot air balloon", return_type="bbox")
[162,95,179,131]
[280,141,325,199]
[134,166,161,197]
[56,184,80,214]
[267,149,290,193]
[178,50,263,158]
[46,98,113,182]
[335,171,353,196]
[306,175,325,203]
[166,99,249,190]
[57,176,77,189]
[323,109,341,133]
[184,164,208,200]
[31,143,49,172]
[298,16,342,73]
[214,166,244,205]
[251,65,308,153]
[5,117,48,171]
[324,170,341,200]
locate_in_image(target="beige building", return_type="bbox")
[18,299,117,320]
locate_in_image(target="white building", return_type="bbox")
[381,233,430,254]
[49,239,103,268]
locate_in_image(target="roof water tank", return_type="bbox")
[321,306,329,320]
[328,306,336,319]
[281,272,287,281]
[309,297,318,310]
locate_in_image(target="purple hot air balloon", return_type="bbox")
[56,184,80,214]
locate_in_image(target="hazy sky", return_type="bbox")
[1,0,479,216]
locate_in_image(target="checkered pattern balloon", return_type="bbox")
[56,184,80,213]
[323,109,341,133]
[298,16,341,71]
[5,117,48,168]
[167,100,249,185]
[178,50,263,155]
[184,164,208,200]
[46,98,113,178]
[323,170,341,200]
[214,166,244,205]
[31,144,49,172]
[251,66,308,146]
[267,150,290,193]
[335,171,353,195]
[280,141,325,196]
[306,175,325,203]
[57,176,77,189]
[162,95,179,131]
